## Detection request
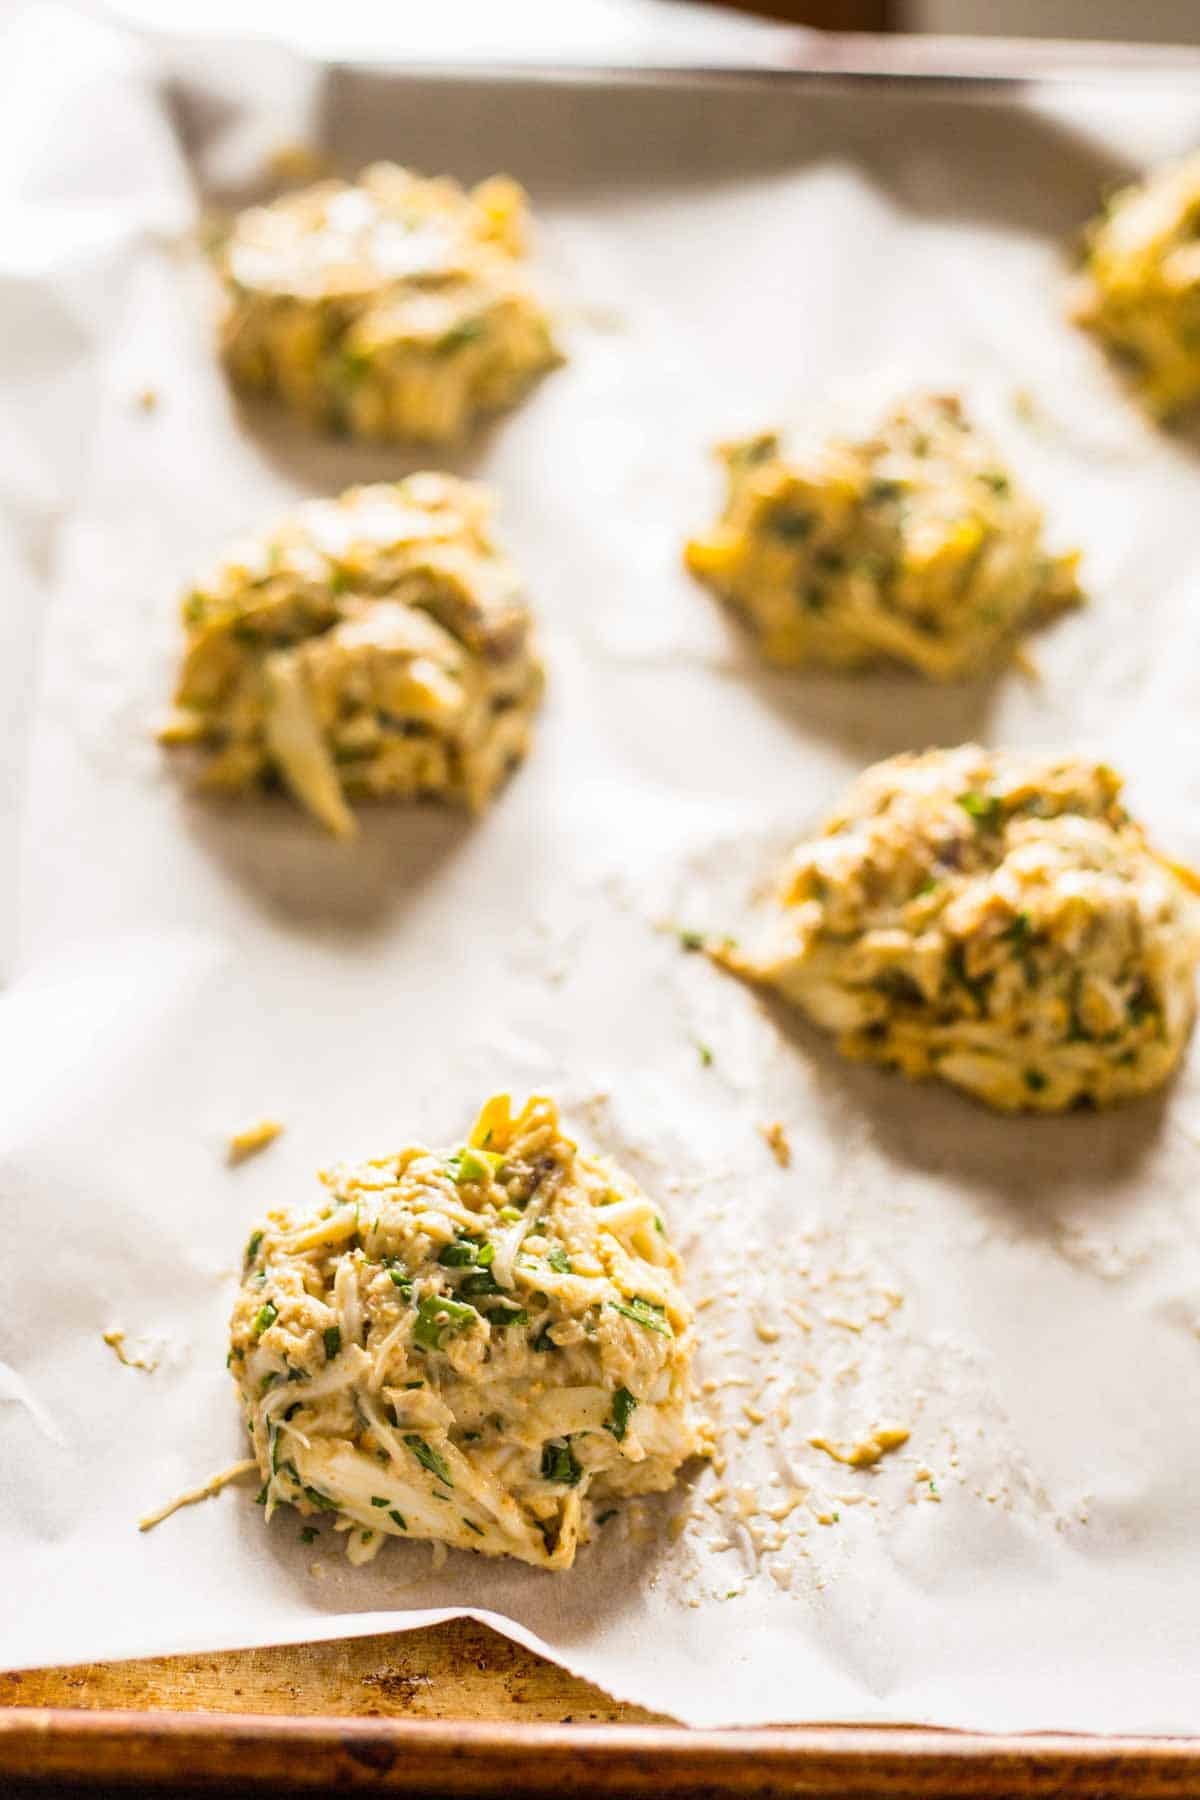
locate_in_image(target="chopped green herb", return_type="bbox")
[979,469,1010,495]
[404,1435,453,1486]
[360,1532,373,1545]
[304,1485,338,1512]
[915,878,940,898]
[252,1302,278,1337]
[438,1239,479,1268]
[1005,911,1031,944]
[605,1386,639,1443]
[323,1325,341,1361]
[1023,1068,1048,1093]
[484,1302,528,1329]
[678,928,705,953]
[243,1230,264,1268]
[695,1040,714,1068]
[596,1509,618,1526]
[767,506,815,542]
[370,1496,389,1508]
[612,1297,673,1338]
[255,1482,270,1507]
[299,1526,319,1544]
[462,1517,485,1536]
[654,1215,664,1234]
[459,1268,501,1299]
[956,790,1002,830]
[475,1241,496,1268]
[388,1269,414,1298]
[540,1437,583,1486]
[389,1510,407,1529]
[546,1246,572,1274]
[530,1323,557,1353]
[413,1293,477,1350]
[498,1205,522,1224]
[435,317,487,356]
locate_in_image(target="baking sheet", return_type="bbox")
[5,0,1200,1731]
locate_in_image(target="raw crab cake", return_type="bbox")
[159,475,543,837]
[1072,151,1200,419]
[229,1096,705,1569]
[218,162,560,442]
[721,747,1200,1113]
[685,392,1081,679]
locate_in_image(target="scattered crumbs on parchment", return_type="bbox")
[228,1118,284,1164]
[809,1425,911,1469]
[102,1328,161,1373]
[138,1459,258,1532]
[266,140,328,183]
[759,1120,792,1168]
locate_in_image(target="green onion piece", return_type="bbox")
[404,1435,453,1486]
[323,1325,341,1361]
[370,1496,389,1508]
[253,1302,278,1337]
[389,1510,407,1529]
[413,1293,477,1350]
[611,1297,673,1338]
[546,1246,572,1274]
[539,1437,583,1486]
[445,1146,501,1185]
[605,1386,639,1443]
[388,1268,414,1298]
[475,1241,496,1268]
[243,1230,264,1268]
[462,1517,485,1536]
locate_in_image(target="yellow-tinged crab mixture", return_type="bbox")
[723,747,1200,1112]
[218,163,560,442]
[1072,152,1200,419]
[685,393,1081,680]
[159,475,542,837]
[229,1096,705,1569]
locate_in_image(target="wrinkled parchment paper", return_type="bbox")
[6,1,1200,1730]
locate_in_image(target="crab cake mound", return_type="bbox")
[685,393,1080,680]
[159,475,542,837]
[218,163,559,443]
[731,747,1200,1112]
[1072,152,1200,419]
[229,1096,704,1569]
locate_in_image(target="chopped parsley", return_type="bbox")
[1023,1068,1048,1093]
[611,1297,673,1338]
[540,1437,583,1486]
[484,1302,528,1329]
[299,1526,319,1544]
[604,1386,639,1443]
[404,1434,452,1486]
[438,1239,480,1267]
[546,1246,572,1274]
[370,1496,389,1508]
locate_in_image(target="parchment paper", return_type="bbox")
[5,0,1200,1730]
